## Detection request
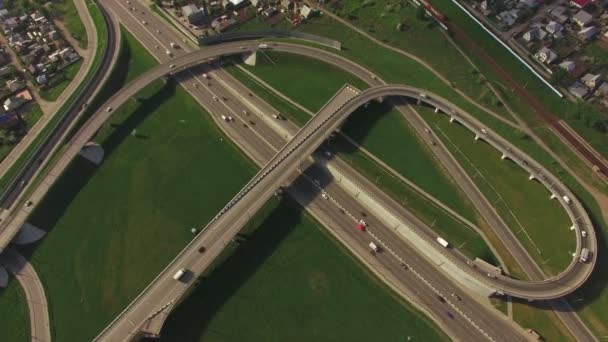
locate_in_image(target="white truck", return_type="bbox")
[579,248,590,263]
[562,195,571,204]
[258,43,269,49]
[436,237,449,248]
[173,268,187,280]
[369,242,379,253]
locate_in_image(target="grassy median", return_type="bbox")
[0,280,29,342]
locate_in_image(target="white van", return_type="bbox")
[173,268,187,280]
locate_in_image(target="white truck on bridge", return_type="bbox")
[436,237,449,248]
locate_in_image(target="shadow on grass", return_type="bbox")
[153,196,306,341]
[18,81,174,259]
[565,200,608,311]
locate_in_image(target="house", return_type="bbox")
[58,47,79,62]
[35,74,47,85]
[3,97,21,111]
[0,66,11,77]
[559,60,576,73]
[595,83,608,97]
[47,30,59,40]
[27,64,37,75]
[581,73,602,89]
[534,47,558,65]
[281,0,294,10]
[570,0,591,8]
[578,26,599,41]
[520,0,538,8]
[523,27,547,42]
[181,4,204,24]
[300,5,313,19]
[548,6,568,23]
[263,7,277,17]
[497,9,520,27]
[6,78,23,91]
[569,82,589,99]
[573,10,593,27]
[545,21,563,36]
[228,0,248,8]
[2,17,18,31]
[211,18,237,33]
[0,112,20,129]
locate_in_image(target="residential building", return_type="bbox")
[573,10,593,27]
[569,82,589,99]
[595,83,608,97]
[35,74,46,85]
[534,47,558,64]
[182,4,204,24]
[581,73,602,89]
[578,26,599,41]
[559,60,576,73]
[523,27,546,42]
[545,21,563,36]
[549,6,568,23]
[300,5,313,19]
[570,0,591,8]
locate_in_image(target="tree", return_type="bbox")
[416,6,426,21]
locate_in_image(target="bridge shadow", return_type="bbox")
[152,196,307,341]
[151,159,340,341]
[18,81,175,258]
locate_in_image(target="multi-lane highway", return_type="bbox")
[0,0,597,340]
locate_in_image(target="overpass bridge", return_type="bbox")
[94,82,597,341]
[0,39,593,340]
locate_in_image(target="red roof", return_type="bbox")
[570,0,590,8]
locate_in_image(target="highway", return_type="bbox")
[0,0,594,340]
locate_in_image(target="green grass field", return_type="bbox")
[0,280,29,342]
[49,0,88,48]
[421,106,574,274]
[159,197,448,342]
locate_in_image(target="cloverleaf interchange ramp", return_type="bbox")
[0,40,596,340]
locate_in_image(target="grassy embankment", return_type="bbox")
[0,280,29,342]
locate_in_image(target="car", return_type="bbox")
[170,42,178,49]
[213,96,219,101]
[126,0,130,3]
[198,246,206,253]
[106,106,113,112]
[321,193,329,200]
[359,219,368,227]
[481,128,488,134]
[324,150,332,157]
[242,110,248,115]
[25,200,33,207]
[169,64,175,69]
[173,268,188,281]
[193,83,198,88]
[142,20,147,25]
[437,295,446,303]
[582,230,587,238]
[156,29,161,34]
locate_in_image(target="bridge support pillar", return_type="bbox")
[377,96,384,103]
[449,116,455,123]
[434,107,439,113]
[364,102,370,108]
[474,134,480,141]
[550,194,557,200]
[417,98,421,105]
[528,174,535,180]
[501,153,507,160]
[242,51,257,66]
[570,225,576,231]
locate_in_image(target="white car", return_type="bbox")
[142,20,147,25]
[106,106,113,112]
[321,193,329,200]
[169,64,175,69]
[582,230,587,238]
[25,200,33,207]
